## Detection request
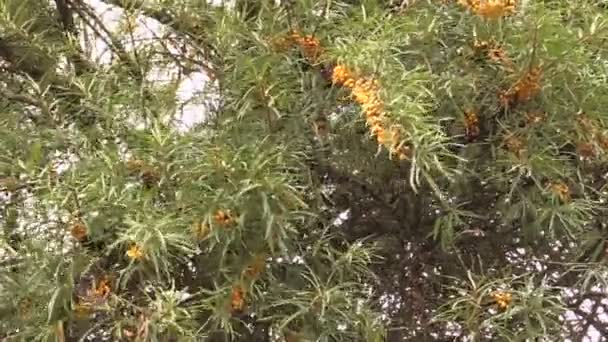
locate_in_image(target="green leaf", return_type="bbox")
[27,141,43,170]
[47,286,66,324]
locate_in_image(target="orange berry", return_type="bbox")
[464,110,480,140]
[598,134,608,150]
[504,135,524,157]
[366,116,382,126]
[354,92,369,104]
[214,209,234,226]
[377,130,391,145]
[244,254,266,278]
[230,285,245,312]
[126,244,144,260]
[577,142,595,160]
[550,182,570,202]
[94,278,111,298]
[332,65,351,85]
[70,220,87,242]
[491,291,512,310]
[461,0,517,19]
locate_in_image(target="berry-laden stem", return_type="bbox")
[272,30,412,160]
[331,64,412,160]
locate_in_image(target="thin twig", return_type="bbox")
[69,0,143,80]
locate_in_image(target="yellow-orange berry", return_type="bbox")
[577,142,595,160]
[598,134,608,150]
[376,130,391,145]
[504,135,525,157]
[491,291,512,310]
[460,0,517,19]
[550,181,570,202]
[464,110,480,140]
[214,209,234,226]
[369,123,384,136]
[514,67,542,102]
[331,64,351,85]
[230,285,245,312]
[70,220,88,242]
[93,278,111,298]
[244,254,266,278]
[126,243,144,260]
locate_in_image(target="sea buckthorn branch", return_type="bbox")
[331,64,413,160]
[491,291,513,310]
[575,113,608,159]
[472,39,513,70]
[464,109,481,141]
[500,66,543,108]
[274,28,460,197]
[272,30,413,161]
[271,30,324,65]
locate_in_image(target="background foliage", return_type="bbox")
[2,0,608,341]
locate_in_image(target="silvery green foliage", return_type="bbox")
[1,1,608,341]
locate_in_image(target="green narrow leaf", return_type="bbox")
[47,286,65,324]
[27,141,43,169]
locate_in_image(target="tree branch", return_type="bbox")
[68,0,143,80]
[0,87,53,123]
[0,38,46,79]
[101,0,218,79]
[55,0,76,32]
[54,0,96,74]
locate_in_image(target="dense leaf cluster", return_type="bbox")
[1,0,608,341]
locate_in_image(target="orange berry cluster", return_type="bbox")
[550,181,570,202]
[272,31,323,64]
[126,159,160,188]
[598,134,608,151]
[230,285,245,312]
[525,111,546,125]
[243,254,266,279]
[126,243,144,260]
[74,276,112,316]
[576,113,608,157]
[472,39,512,68]
[214,209,234,226]
[491,291,512,310]
[191,210,235,241]
[70,219,87,242]
[464,110,480,140]
[331,64,411,160]
[93,278,111,298]
[500,67,542,107]
[577,142,596,160]
[504,134,525,158]
[459,0,516,19]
